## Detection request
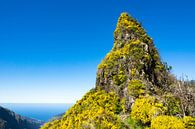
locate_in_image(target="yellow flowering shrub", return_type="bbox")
[128,79,145,97]
[183,116,195,129]
[131,96,166,124]
[41,89,124,129]
[151,115,185,129]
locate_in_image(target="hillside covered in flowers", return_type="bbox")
[41,13,195,129]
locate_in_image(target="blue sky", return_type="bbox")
[0,0,195,103]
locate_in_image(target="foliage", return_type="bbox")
[113,66,127,86]
[41,89,124,129]
[121,98,127,113]
[151,116,185,129]
[163,93,182,116]
[131,96,166,124]
[183,116,195,129]
[127,117,145,129]
[128,79,145,97]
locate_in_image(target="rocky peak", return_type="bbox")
[96,13,172,101]
[41,12,195,129]
[113,13,150,50]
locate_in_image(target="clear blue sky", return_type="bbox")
[0,0,195,103]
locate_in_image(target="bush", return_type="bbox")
[183,116,195,129]
[163,93,182,116]
[41,89,124,129]
[131,96,166,124]
[128,79,145,97]
[127,117,145,129]
[151,115,185,129]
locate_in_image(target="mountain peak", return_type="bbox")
[113,12,150,50]
[96,13,171,98]
[41,12,195,129]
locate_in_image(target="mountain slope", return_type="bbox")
[0,106,43,129]
[41,13,195,129]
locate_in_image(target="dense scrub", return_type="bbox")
[41,89,125,129]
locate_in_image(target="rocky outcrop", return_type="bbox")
[96,13,172,111]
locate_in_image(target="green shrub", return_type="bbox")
[113,67,127,86]
[127,117,145,129]
[163,93,182,116]
[128,79,145,97]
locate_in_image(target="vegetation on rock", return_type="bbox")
[131,96,166,125]
[41,12,195,129]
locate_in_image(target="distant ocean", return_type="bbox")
[0,103,73,122]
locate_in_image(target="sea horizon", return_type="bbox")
[0,103,73,122]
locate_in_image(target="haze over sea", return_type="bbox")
[0,103,73,122]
